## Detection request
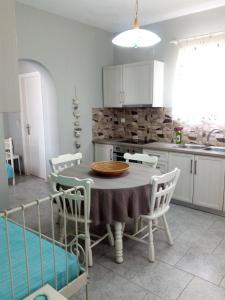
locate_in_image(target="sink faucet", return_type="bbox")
[207,129,225,145]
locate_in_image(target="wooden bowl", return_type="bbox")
[91,161,129,176]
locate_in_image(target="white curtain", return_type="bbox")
[173,33,225,124]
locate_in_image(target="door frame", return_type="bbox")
[19,71,47,179]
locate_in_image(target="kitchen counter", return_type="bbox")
[93,138,225,159]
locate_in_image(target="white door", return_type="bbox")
[193,156,225,210]
[123,62,152,105]
[94,144,113,161]
[103,65,123,107]
[19,72,46,179]
[168,152,194,203]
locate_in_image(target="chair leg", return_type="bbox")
[162,214,173,245]
[148,220,155,262]
[121,222,125,234]
[134,218,139,233]
[85,284,89,300]
[59,217,65,243]
[106,224,114,247]
[153,218,158,228]
[87,225,93,267]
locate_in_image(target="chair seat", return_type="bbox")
[58,212,92,224]
[141,206,170,220]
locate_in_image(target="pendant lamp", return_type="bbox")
[112,0,161,48]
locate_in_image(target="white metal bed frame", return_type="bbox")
[0,187,89,300]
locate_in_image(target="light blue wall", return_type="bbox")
[113,6,225,107]
[16,3,114,162]
[0,114,9,210]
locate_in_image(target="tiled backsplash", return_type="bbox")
[92,107,225,146]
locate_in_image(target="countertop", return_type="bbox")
[93,138,225,159]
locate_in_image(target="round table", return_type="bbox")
[61,163,160,263]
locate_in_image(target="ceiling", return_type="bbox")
[16,0,225,33]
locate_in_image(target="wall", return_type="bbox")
[3,112,23,156]
[16,3,114,162]
[0,114,9,210]
[0,0,20,210]
[93,107,173,142]
[3,60,59,175]
[0,0,20,113]
[113,6,225,107]
[93,107,225,147]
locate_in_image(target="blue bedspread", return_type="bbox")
[6,164,13,179]
[0,218,80,300]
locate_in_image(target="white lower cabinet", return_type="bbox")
[94,143,113,161]
[143,149,168,173]
[193,156,225,210]
[168,153,194,203]
[169,152,225,210]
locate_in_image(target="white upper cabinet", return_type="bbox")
[123,62,152,105]
[0,0,20,112]
[103,65,123,107]
[103,60,164,107]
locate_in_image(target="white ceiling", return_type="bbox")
[16,0,225,33]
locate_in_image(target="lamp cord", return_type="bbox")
[135,0,139,19]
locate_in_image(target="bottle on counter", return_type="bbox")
[174,127,183,144]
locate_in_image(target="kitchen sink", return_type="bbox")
[173,144,207,150]
[203,146,225,152]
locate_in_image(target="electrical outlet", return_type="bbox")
[121,118,125,123]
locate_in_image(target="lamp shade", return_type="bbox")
[112,28,161,48]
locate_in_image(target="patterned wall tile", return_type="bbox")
[92,107,225,146]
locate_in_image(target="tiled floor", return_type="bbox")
[8,176,225,300]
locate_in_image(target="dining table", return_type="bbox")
[60,162,161,263]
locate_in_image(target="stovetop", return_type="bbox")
[121,139,157,145]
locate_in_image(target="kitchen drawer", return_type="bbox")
[143,149,169,162]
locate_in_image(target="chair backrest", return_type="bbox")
[149,168,180,217]
[49,172,93,219]
[4,137,14,163]
[49,152,82,174]
[124,152,158,168]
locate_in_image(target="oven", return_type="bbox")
[113,145,143,162]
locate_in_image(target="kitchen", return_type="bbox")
[2,1,225,300]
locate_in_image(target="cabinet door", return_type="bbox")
[123,62,152,105]
[103,65,123,107]
[94,144,113,161]
[168,153,194,203]
[193,156,225,210]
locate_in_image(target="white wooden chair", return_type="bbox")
[49,153,82,174]
[124,168,180,262]
[4,137,21,185]
[124,152,159,232]
[49,173,114,267]
[124,152,158,168]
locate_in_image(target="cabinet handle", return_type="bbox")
[194,160,197,175]
[190,159,193,174]
[123,91,125,103]
[119,91,125,104]
[110,149,113,160]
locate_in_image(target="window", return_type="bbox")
[173,34,225,124]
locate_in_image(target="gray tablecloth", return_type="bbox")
[60,163,160,225]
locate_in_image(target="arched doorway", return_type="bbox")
[18,59,59,179]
